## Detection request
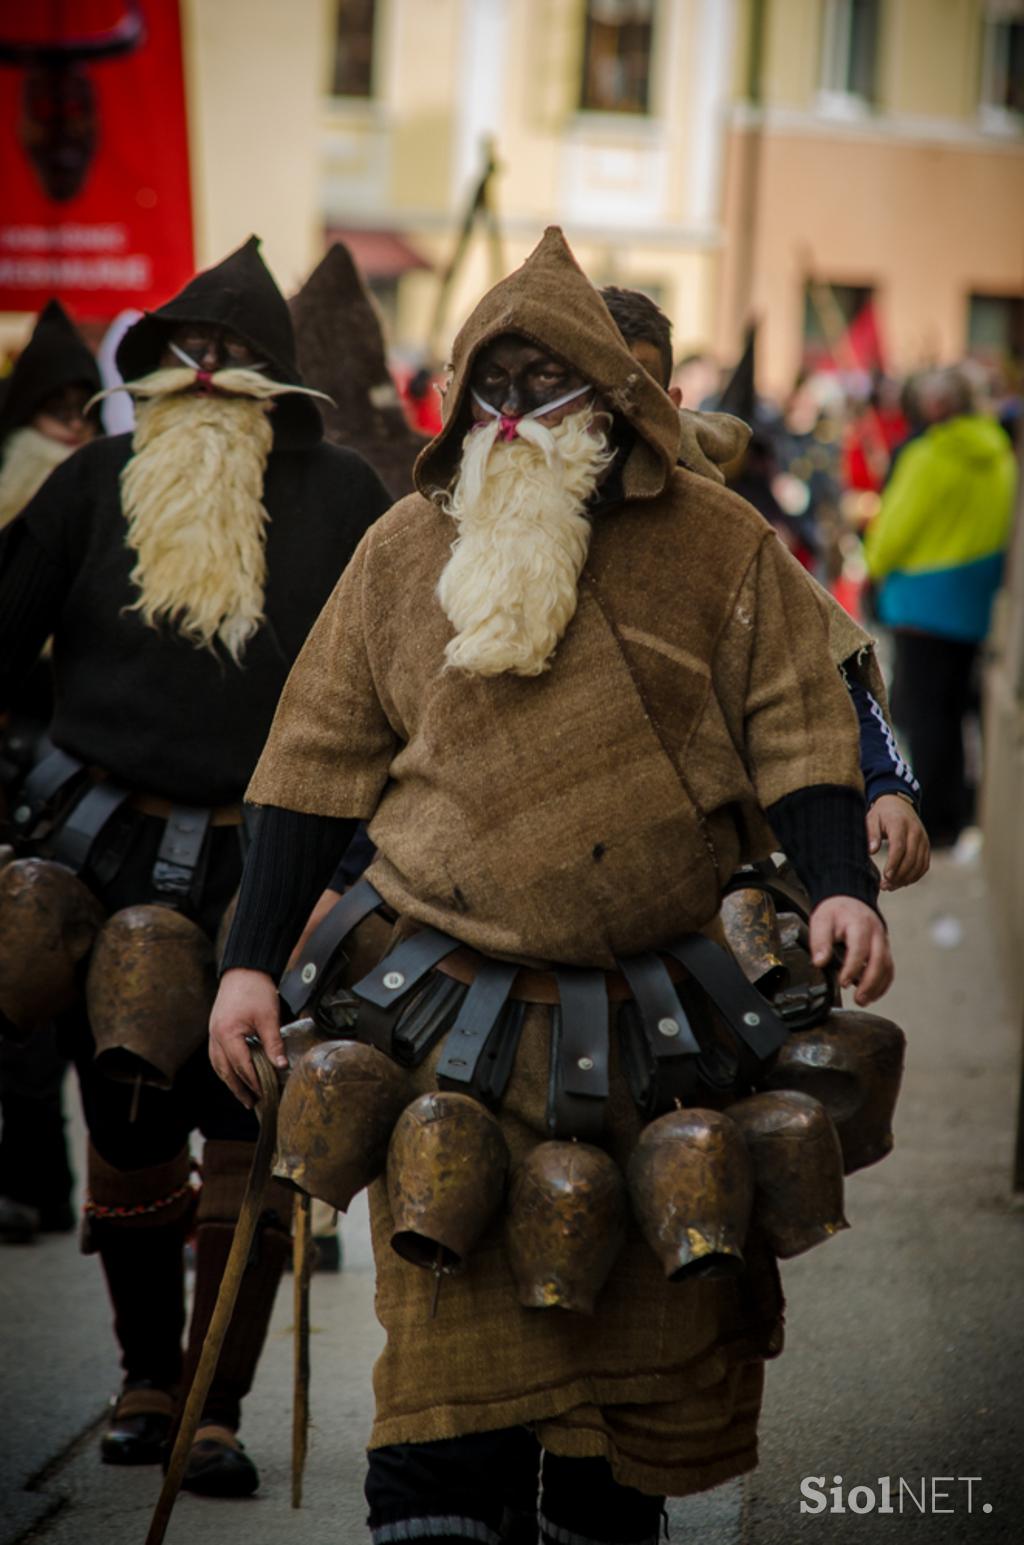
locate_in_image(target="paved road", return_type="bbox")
[1,846,1020,1544]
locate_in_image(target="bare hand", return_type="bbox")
[866,795,930,892]
[809,896,893,1007]
[286,887,343,970]
[209,968,286,1108]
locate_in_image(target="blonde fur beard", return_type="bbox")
[0,426,72,529]
[119,369,276,663]
[437,408,615,677]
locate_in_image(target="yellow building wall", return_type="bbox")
[182,0,326,294]
[719,125,1024,393]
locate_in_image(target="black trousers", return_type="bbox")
[365,1429,666,1545]
[890,629,979,846]
[0,1023,74,1221]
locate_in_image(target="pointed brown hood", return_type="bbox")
[414,227,682,504]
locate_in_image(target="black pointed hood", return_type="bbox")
[0,299,100,442]
[116,236,321,445]
[290,241,424,497]
[715,324,757,425]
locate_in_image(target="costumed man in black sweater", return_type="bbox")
[0,237,391,1496]
[0,300,101,1246]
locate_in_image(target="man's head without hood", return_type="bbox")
[102,237,326,665]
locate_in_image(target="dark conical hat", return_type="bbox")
[0,299,100,442]
[290,241,425,497]
[116,236,321,444]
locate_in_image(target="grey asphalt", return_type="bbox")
[1,845,1020,1544]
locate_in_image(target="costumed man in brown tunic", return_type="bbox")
[0,238,391,1496]
[211,229,894,1545]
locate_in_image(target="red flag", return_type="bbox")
[0,0,194,318]
[841,300,886,374]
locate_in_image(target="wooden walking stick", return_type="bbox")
[291,1192,313,1508]
[144,1045,280,1545]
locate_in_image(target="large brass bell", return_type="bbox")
[763,1008,905,1174]
[0,857,105,1037]
[273,1035,411,1211]
[86,905,215,1087]
[387,1091,509,1272]
[728,1089,848,1258]
[505,1141,627,1313]
[627,1107,754,1281]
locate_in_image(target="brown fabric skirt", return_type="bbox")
[367,1000,779,1498]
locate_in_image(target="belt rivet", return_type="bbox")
[657,1017,679,1037]
[300,962,317,984]
[577,1056,594,1071]
[383,970,405,991]
[743,1011,761,1027]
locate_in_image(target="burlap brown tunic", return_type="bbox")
[248,229,863,1493]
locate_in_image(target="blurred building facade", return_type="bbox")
[3,0,1022,393]
[721,0,1024,393]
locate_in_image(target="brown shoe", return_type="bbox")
[100,1381,176,1465]
[179,1423,259,1498]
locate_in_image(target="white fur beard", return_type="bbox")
[121,384,274,663]
[436,408,615,677]
[0,427,72,529]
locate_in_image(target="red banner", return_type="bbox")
[0,0,194,317]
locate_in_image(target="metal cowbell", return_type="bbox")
[728,1089,848,1258]
[505,1140,627,1313]
[273,1037,411,1212]
[0,857,105,1038]
[86,905,215,1088]
[387,1091,509,1272]
[627,1107,754,1281]
[763,1008,906,1174]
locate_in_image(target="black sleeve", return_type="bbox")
[766,783,881,915]
[0,521,70,709]
[841,668,921,809]
[220,805,358,979]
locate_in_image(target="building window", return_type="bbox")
[979,11,1024,128]
[802,280,875,373]
[968,293,1024,364]
[819,0,880,106]
[580,0,655,115]
[331,0,375,98]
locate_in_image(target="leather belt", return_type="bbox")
[129,791,244,827]
[151,805,212,904]
[434,946,687,1005]
[279,879,385,1018]
[50,782,131,873]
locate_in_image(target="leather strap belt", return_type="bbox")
[130,791,244,827]
[352,925,460,1009]
[547,969,609,1141]
[12,746,85,835]
[279,878,384,1018]
[663,934,789,1072]
[151,806,212,904]
[434,946,686,1005]
[436,958,518,1093]
[50,782,131,874]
